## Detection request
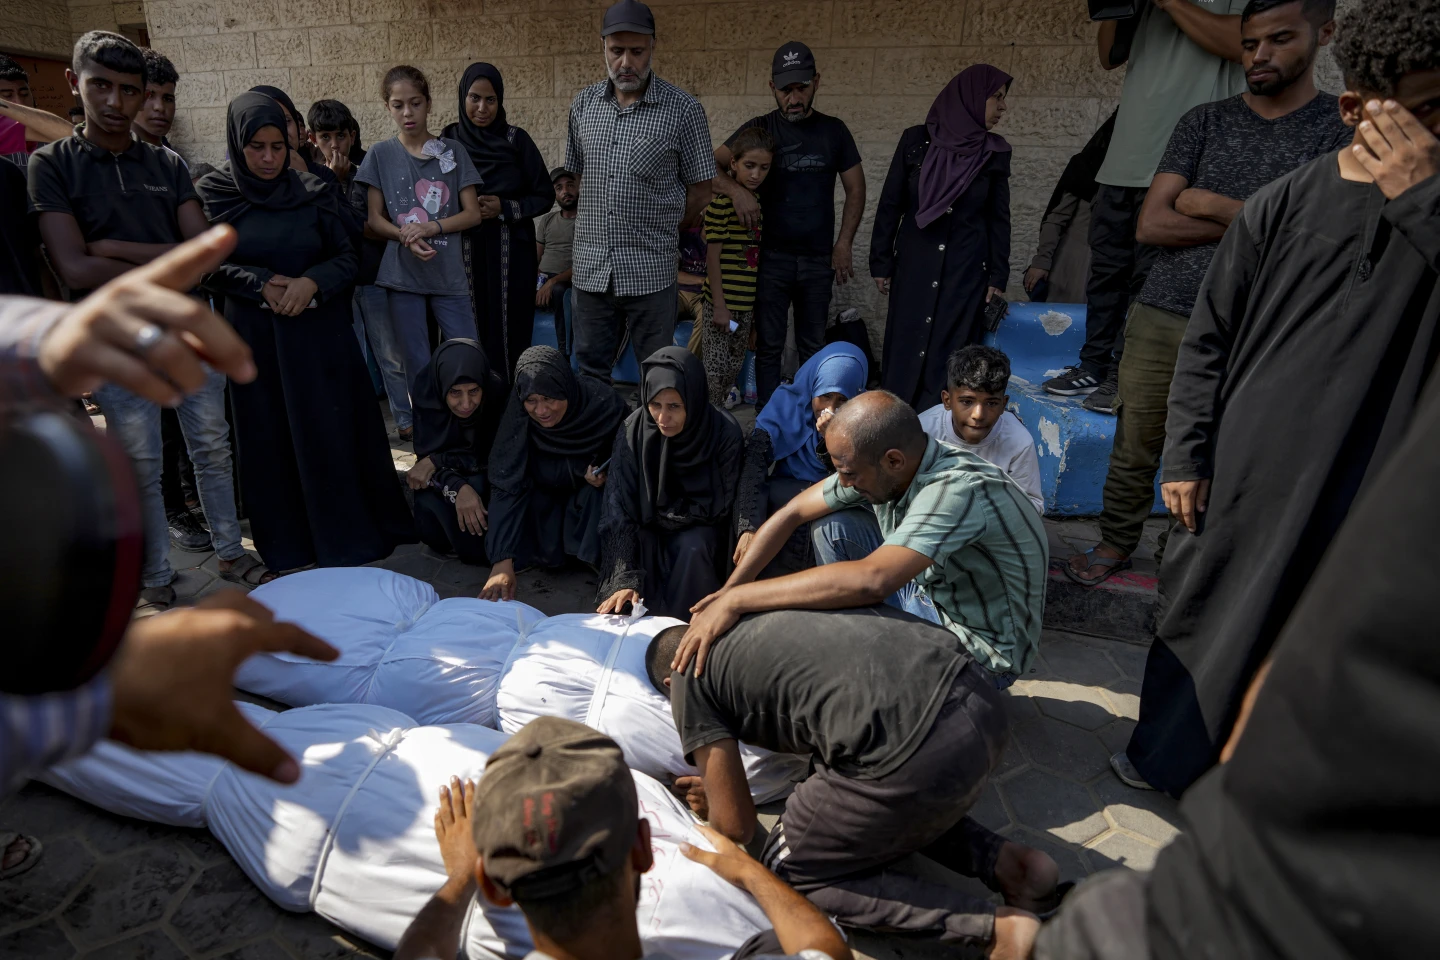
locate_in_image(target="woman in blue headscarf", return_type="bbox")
[733,341,868,571]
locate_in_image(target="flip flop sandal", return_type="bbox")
[1063,549,1133,587]
[0,832,43,880]
[219,554,277,586]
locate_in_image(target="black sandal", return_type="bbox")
[219,554,277,586]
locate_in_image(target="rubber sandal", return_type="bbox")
[1063,549,1132,587]
[135,584,176,615]
[219,553,276,586]
[0,832,43,879]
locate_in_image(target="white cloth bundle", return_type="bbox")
[42,702,769,960]
[245,569,807,803]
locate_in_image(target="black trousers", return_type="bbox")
[763,664,1010,946]
[755,251,833,406]
[414,471,489,566]
[1080,186,1157,377]
[571,281,678,383]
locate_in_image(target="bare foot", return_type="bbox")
[1066,543,1129,583]
[994,840,1059,912]
[989,907,1040,959]
[3,834,34,870]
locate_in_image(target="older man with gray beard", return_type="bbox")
[564,0,716,383]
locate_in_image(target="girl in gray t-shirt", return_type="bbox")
[356,65,485,387]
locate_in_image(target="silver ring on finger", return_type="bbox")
[133,322,165,353]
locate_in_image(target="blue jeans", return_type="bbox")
[354,285,412,429]
[96,372,244,587]
[810,507,1018,690]
[385,290,477,392]
[810,507,940,624]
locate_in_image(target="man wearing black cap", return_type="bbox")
[391,716,851,960]
[713,41,865,406]
[565,0,717,383]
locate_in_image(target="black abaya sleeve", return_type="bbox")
[498,128,556,224]
[597,422,643,601]
[716,415,743,519]
[303,208,360,303]
[204,262,273,302]
[984,153,1012,290]
[485,484,528,565]
[869,133,913,280]
[1161,211,1258,484]
[1384,173,1440,271]
[735,427,775,535]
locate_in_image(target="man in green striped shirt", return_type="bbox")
[675,391,1047,686]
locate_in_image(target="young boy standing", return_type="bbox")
[28,31,263,609]
[701,126,773,407]
[919,345,1044,514]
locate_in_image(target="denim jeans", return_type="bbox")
[810,507,940,624]
[96,372,244,587]
[385,290,477,391]
[354,285,412,429]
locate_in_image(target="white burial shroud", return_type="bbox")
[41,701,769,960]
[238,568,807,803]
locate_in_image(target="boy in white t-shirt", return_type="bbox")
[918,345,1045,514]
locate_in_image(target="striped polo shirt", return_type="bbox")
[823,437,1048,674]
[702,193,762,311]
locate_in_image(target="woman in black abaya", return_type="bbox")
[596,347,742,618]
[481,346,628,602]
[197,93,414,571]
[443,63,554,380]
[407,338,506,565]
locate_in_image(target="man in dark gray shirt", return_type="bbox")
[1064,0,1351,645]
[646,606,1061,958]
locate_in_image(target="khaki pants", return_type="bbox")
[1098,301,1188,559]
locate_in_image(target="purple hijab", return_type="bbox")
[915,64,1013,230]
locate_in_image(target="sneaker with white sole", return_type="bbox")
[1082,373,1120,414]
[1043,366,1102,396]
[1110,751,1155,790]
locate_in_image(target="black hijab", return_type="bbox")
[627,347,740,525]
[247,84,337,184]
[489,346,629,495]
[412,339,506,463]
[443,62,525,195]
[195,92,329,224]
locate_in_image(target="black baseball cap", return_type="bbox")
[550,166,575,182]
[772,41,816,87]
[473,717,638,899]
[601,0,655,37]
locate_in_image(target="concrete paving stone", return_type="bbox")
[1086,831,1164,871]
[1020,680,1117,731]
[992,738,1030,780]
[1098,679,1140,721]
[1052,520,1101,542]
[1010,716,1109,783]
[78,928,189,959]
[0,835,95,925]
[1093,778,1181,845]
[968,782,1010,833]
[0,920,77,959]
[1002,685,1040,723]
[79,812,191,858]
[61,847,195,945]
[274,909,386,959]
[1003,825,1092,882]
[367,548,443,582]
[1037,636,1122,687]
[169,860,284,954]
[167,542,214,572]
[1096,718,1137,758]
[211,939,296,960]
[430,557,489,596]
[1104,643,1149,682]
[1000,769,1108,845]
[0,783,95,839]
[171,566,217,601]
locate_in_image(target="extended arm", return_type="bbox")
[1136,173,1227,247]
[0,98,73,142]
[1155,0,1244,63]
[691,739,757,843]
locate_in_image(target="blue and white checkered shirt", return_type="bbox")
[565,75,715,297]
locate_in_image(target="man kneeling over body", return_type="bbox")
[648,608,1060,960]
[675,391,1047,689]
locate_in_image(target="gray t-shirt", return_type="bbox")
[1097,0,1249,188]
[1138,93,1352,317]
[355,136,481,296]
[535,209,575,275]
[671,607,969,780]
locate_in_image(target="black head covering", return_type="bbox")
[489,346,629,495]
[443,62,523,194]
[412,339,507,463]
[249,84,301,127]
[195,92,329,224]
[627,347,739,525]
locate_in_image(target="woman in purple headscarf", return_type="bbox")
[871,64,1012,409]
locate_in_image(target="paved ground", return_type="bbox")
[0,413,1180,959]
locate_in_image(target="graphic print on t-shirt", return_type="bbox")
[400,178,451,246]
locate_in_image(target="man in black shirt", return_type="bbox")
[713,42,865,406]
[29,31,264,610]
[647,606,1060,959]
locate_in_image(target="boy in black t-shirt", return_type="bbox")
[29,30,262,609]
[711,42,865,407]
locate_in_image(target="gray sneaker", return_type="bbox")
[1082,373,1119,414]
[1042,365,1102,396]
[1110,751,1154,790]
